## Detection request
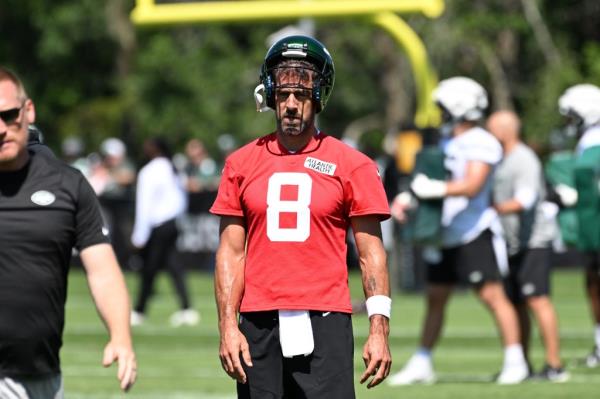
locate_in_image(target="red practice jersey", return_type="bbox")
[210,132,390,313]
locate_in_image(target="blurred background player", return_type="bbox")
[556,84,600,367]
[183,137,220,193]
[0,66,136,397]
[211,35,392,398]
[488,110,568,382]
[130,137,199,327]
[96,137,136,197]
[388,77,528,385]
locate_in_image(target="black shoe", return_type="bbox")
[534,364,570,383]
[582,346,600,368]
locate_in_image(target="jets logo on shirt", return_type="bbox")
[30,190,56,206]
[304,157,336,176]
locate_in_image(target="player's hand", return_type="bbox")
[102,340,137,392]
[360,315,392,388]
[411,173,447,199]
[391,191,416,223]
[554,183,578,207]
[219,324,253,383]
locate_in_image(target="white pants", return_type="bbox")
[0,374,63,399]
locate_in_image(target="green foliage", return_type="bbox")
[582,42,600,85]
[129,25,279,153]
[2,0,600,158]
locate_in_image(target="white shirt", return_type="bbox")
[131,157,187,247]
[441,126,503,247]
[576,125,600,155]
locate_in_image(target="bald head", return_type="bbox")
[487,110,521,147]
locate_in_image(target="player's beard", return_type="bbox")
[276,106,313,137]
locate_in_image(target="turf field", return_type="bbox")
[62,267,599,398]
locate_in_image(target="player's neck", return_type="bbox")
[277,125,318,153]
[503,138,519,154]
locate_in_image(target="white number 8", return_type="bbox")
[266,172,312,242]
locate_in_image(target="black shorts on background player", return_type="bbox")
[427,230,501,285]
[504,248,551,304]
[237,311,355,399]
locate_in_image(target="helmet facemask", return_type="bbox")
[561,110,585,139]
[437,104,458,137]
[272,61,319,137]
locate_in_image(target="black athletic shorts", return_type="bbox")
[237,310,355,399]
[504,247,551,304]
[427,229,501,286]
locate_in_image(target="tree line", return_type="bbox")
[1,0,599,161]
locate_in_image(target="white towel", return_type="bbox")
[278,310,314,358]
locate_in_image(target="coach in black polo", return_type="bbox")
[0,66,137,398]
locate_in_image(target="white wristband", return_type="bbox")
[365,295,392,319]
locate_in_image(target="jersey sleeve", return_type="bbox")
[74,175,111,250]
[465,132,502,165]
[344,162,391,220]
[210,160,244,217]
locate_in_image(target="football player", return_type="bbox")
[557,84,600,367]
[210,35,392,398]
[389,77,529,385]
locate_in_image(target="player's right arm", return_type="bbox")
[445,160,491,198]
[214,215,252,383]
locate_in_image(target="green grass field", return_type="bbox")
[62,267,600,398]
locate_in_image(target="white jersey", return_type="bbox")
[576,125,600,155]
[441,126,503,248]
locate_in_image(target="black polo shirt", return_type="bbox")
[0,150,109,377]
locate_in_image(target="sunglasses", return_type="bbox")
[0,104,24,124]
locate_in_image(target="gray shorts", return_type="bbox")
[0,374,63,399]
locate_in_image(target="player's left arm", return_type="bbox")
[351,215,392,389]
[80,243,137,392]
